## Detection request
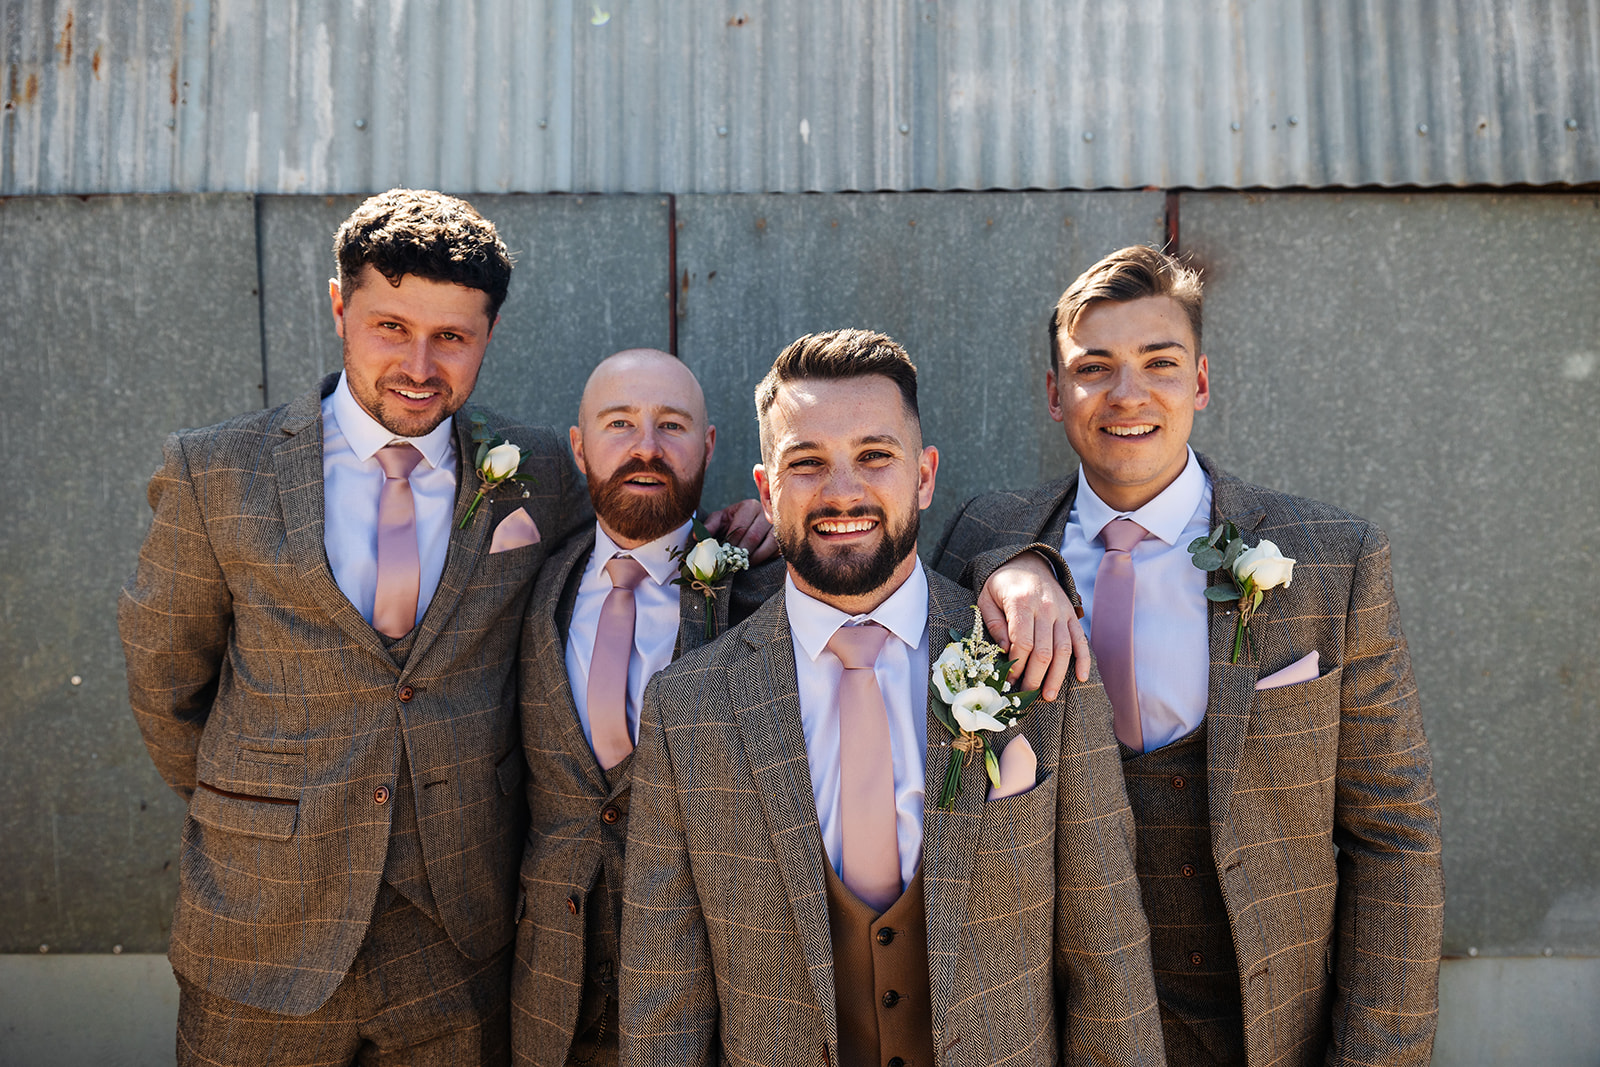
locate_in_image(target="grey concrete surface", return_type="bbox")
[1181,191,1600,957]
[673,191,1168,538]
[0,194,266,955]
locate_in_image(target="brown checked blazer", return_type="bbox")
[619,566,1168,1067]
[512,526,783,1066]
[118,373,590,1016]
[931,453,1444,1067]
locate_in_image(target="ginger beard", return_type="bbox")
[589,455,706,545]
[776,502,920,599]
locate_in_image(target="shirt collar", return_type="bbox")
[593,519,694,588]
[1076,446,1206,547]
[786,562,930,664]
[330,372,456,471]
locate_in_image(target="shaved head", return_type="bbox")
[579,349,708,428]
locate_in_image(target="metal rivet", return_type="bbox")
[1417,122,1429,135]
[1566,118,1579,131]
[1544,947,1554,956]
[39,945,48,954]
[165,119,175,129]
[1230,121,1241,132]
[70,675,82,686]
[1082,131,1094,142]
[717,125,729,137]
[1287,115,1298,126]
[1468,946,1478,957]
[898,122,909,134]
[538,118,547,129]
[112,944,123,955]
[354,118,367,130]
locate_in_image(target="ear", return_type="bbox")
[1045,366,1065,423]
[916,445,939,511]
[486,312,501,341]
[329,278,347,338]
[1194,354,1210,411]
[752,463,775,524]
[702,424,717,468]
[568,426,588,478]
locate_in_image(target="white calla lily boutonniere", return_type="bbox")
[1187,521,1296,662]
[929,606,1041,810]
[669,518,751,639]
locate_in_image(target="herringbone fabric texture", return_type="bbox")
[511,528,783,1067]
[619,567,1166,1067]
[119,374,592,1017]
[930,453,1444,1067]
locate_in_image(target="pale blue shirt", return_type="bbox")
[1061,447,1212,751]
[322,373,457,631]
[786,563,930,888]
[565,520,694,752]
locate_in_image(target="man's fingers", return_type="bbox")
[1067,612,1091,683]
[1039,618,1075,700]
[978,589,1011,652]
[1016,614,1055,694]
[749,528,780,565]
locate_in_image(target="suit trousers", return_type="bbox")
[176,881,512,1067]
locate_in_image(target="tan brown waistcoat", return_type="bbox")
[824,862,935,1067]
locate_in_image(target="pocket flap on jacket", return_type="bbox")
[190,781,299,841]
[495,750,526,795]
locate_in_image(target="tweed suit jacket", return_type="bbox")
[619,565,1167,1067]
[930,453,1444,1067]
[118,373,591,1016]
[513,525,784,1064]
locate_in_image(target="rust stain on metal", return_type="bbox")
[25,71,39,105]
[169,62,178,106]
[57,10,75,65]
[726,14,749,26]
[92,48,101,78]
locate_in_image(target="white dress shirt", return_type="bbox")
[1061,446,1212,751]
[565,521,694,754]
[322,373,457,631]
[786,564,930,888]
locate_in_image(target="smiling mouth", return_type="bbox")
[1102,424,1157,438]
[392,387,438,402]
[623,474,666,489]
[813,517,879,536]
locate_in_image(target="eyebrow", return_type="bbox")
[1078,339,1189,357]
[781,433,903,455]
[594,403,697,421]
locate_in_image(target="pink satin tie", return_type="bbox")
[373,444,424,639]
[1092,518,1149,752]
[588,555,649,770]
[828,623,901,912]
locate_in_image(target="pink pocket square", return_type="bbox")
[1255,650,1319,690]
[986,734,1038,801]
[489,508,541,553]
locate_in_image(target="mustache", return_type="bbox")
[804,505,885,525]
[606,456,678,484]
[376,373,451,393]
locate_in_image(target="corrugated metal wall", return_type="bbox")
[4,0,1597,196]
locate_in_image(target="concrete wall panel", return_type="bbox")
[1181,190,1600,956]
[674,191,1168,533]
[0,193,264,953]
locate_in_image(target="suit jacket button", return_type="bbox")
[881,990,900,1008]
[876,928,895,946]
[397,685,414,702]
[1171,774,1186,789]
[373,785,391,805]
[567,895,580,915]
[601,805,622,824]
[1181,863,1197,878]
[1190,951,1205,967]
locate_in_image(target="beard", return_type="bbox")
[590,456,706,544]
[777,504,920,599]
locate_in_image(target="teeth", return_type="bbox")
[815,519,877,534]
[396,389,434,400]
[1105,425,1156,436]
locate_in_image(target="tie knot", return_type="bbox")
[1100,517,1148,554]
[604,555,649,591]
[376,443,423,480]
[827,622,889,670]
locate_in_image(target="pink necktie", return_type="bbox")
[1092,518,1149,752]
[373,444,424,639]
[588,555,649,770]
[828,623,901,912]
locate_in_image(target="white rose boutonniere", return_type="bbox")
[1187,522,1296,662]
[669,518,751,639]
[460,413,535,528]
[928,606,1041,810]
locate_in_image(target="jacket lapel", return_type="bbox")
[535,528,617,798]
[674,570,733,658]
[1198,454,1268,827]
[273,378,394,664]
[919,569,995,1041]
[726,591,843,1063]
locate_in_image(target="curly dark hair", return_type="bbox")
[333,189,514,319]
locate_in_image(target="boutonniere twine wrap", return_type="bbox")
[669,518,750,639]
[1187,522,1296,662]
[929,606,1040,810]
[460,413,534,528]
